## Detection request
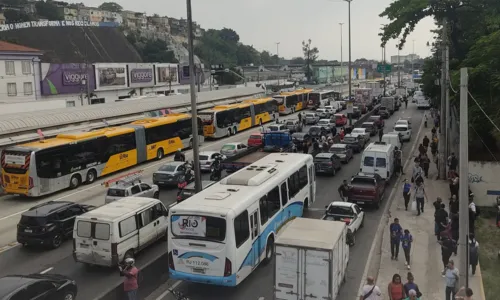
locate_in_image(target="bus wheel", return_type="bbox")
[156,148,164,160]
[304,199,309,210]
[259,119,262,126]
[189,139,193,148]
[86,170,96,184]
[263,237,274,265]
[233,127,237,134]
[227,129,232,137]
[69,175,81,189]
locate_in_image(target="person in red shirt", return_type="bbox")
[120,258,139,300]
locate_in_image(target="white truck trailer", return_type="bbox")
[381,96,395,114]
[273,218,349,300]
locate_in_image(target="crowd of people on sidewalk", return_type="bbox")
[360,121,479,300]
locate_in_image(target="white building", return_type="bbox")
[0,41,42,103]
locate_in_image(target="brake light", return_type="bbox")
[342,218,351,225]
[224,258,232,277]
[168,251,175,270]
[28,177,34,189]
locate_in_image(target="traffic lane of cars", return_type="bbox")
[159,105,424,300]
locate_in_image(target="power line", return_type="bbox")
[449,81,457,93]
[468,91,500,134]
[470,124,498,161]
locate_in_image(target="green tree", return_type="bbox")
[290,57,305,65]
[302,39,319,82]
[98,2,123,12]
[260,51,274,65]
[35,0,64,20]
[3,9,32,23]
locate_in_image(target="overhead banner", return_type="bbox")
[127,63,154,88]
[155,63,179,86]
[95,63,128,90]
[40,63,95,95]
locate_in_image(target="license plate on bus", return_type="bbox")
[192,268,205,274]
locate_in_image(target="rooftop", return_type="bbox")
[0,41,41,53]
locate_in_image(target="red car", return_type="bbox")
[368,115,384,128]
[348,172,386,209]
[247,132,263,147]
[334,114,348,126]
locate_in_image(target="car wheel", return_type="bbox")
[332,168,336,176]
[360,217,364,228]
[86,170,96,184]
[153,191,159,199]
[63,291,76,300]
[69,175,81,189]
[156,148,164,160]
[263,237,274,265]
[51,234,63,249]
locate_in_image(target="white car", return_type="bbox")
[395,118,412,128]
[324,105,336,115]
[351,127,370,143]
[394,124,412,141]
[322,201,365,245]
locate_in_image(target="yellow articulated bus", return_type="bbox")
[0,113,203,197]
[274,88,312,115]
[199,97,278,138]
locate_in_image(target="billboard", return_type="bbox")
[155,63,179,86]
[40,63,95,95]
[128,63,154,88]
[178,63,205,85]
[95,63,128,90]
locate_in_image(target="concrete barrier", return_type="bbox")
[96,104,381,300]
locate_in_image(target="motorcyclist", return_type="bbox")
[174,149,186,162]
[210,155,223,181]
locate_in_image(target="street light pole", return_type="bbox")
[398,48,401,87]
[345,0,353,125]
[186,0,202,192]
[276,42,280,85]
[339,22,344,94]
[383,45,387,96]
[411,39,415,84]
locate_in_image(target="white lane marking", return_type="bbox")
[40,267,53,274]
[155,280,183,300]
[355,108,424,299]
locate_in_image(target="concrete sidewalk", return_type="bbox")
[375,127,486,300]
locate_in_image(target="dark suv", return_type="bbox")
[0,273,77,300]
[17,201,95,249]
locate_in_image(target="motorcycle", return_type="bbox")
[210,157,223,181]
[168,288,190,300]
[177,162,195,190]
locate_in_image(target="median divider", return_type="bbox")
[96,103,381,300]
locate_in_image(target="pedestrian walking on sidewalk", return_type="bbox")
[469,196,478,235]
[451,213,459,255]
[422,135,430,150]
[420,153,430,178]
[119,258,139,300]
[413,181,427,216]
[390,218,403,260]
[403,289,421,300]
[403,272,422,298]
[444,260,460,300]
[411,162,424,185]
[359,276,382,300]
[469,234,479,275]
[455,286,474,300]
[387,274,405,300]
[439,238,456,276]
[434,202,448,241]
[401,229,413,269]
[403,179,411,210]
[449,195,459,215]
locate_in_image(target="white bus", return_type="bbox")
[307,90,336,109]
[167,153,316,286]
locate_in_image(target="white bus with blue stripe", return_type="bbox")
[167,153,316,286]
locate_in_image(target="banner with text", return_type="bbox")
[127,63,154,88]
[95,63,128,90]
[0,20,116,32]
[40,63,95,95]
[155,63,179,87]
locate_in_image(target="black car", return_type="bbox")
[17,201,95,249]
[342,134,364,153]
[0,273,77,300]
[360,122,378,136]
[177,180,217,203]
[313,153,342,176]
[378,106,390,119]
[308,126,328,138]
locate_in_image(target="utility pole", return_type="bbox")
[339,22,344,94]
[397,48,401,87]
[382,46,387,96]
[438,19,448,179]
[186,0,202,192]
[345,0,353,125]
[411,40,415,84]
[276,42,280,85]
[458,67,469,288]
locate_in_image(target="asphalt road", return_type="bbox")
[150,103,424,300]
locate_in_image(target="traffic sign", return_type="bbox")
[377,64,392,73]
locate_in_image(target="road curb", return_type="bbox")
[356,108,425,299]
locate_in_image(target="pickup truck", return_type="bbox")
[348,172,386,209]
[221,132,295,173]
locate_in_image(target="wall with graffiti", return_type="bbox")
[468,161,500,206]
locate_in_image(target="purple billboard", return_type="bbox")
[40,63,95,95]
[127,63,154,88]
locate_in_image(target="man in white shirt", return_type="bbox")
[359,276,382,300]
[469,196,477,234]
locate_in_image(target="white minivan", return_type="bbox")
[73,197,169,267]
[394,124,412,141]
[382,133,402,150]
[360,142,395,180]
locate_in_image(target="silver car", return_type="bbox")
[221,142,247,157]
[153,161,189,187]
[318,119,334,131]
[316,108,330,119]
[305,113,320,125]
[105,181,159,204]
[199,151,226,172]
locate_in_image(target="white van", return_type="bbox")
[382,133,402,150]
[73,197,169,267]
[360,142,395,180]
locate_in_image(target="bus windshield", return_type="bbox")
[198,112,214,125]
[171,215,226,242]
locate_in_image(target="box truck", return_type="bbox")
[273,218,349,300]
[381,96,395,114]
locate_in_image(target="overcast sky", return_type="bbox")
[84,0,436,60]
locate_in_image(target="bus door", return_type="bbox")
[249,210,260,268]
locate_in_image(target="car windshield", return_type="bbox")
[107,188,126,197]
[309,128,320,133]
[394,126,408,132]
[159,164,178,172]
[199,155,209,160]
[306,114,314,117]
[335,115,343,119]
[330,146,345,153]
[314,157,332,162]
[19,216,46,226]
[318,120,329,125]
[370,117,379,122]
[268,126,280,131]
[249,135,261,140]
[351,177,376,185]
[326,205,354,216]
[343,137,357,143]
[379,106,387,110]
[361,123,373,128]
[353,129,364,134]
[221,144,236,151]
